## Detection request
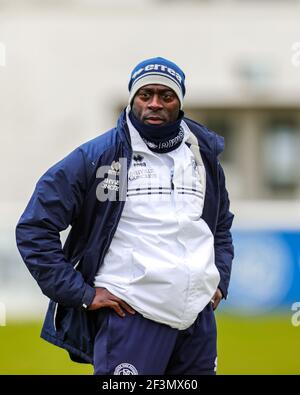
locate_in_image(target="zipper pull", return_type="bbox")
[170,169,174,190]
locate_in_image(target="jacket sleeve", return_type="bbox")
[15,147,96,308]
[214,163,234,299]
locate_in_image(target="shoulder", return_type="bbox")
[78,127,119,161]
[184,117,224,156]
[40,127,120,184]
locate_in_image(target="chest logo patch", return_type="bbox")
[114,362,138,375]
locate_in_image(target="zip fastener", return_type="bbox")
[53,260,81,331]
[53,303,58,331]
[170,169,174,191]
[213,135,221,236]
[73,260,80,270]
[170,168,177,209]
[97,145,132,269]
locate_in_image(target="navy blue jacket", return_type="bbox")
[16,110,234,364]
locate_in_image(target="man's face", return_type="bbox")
[131,84,180,126]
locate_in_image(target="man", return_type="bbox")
[16,57,234,375]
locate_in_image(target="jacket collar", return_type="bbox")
[116,108,225,160]
[116,108,131,149]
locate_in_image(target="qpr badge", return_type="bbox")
[114,363,138,375]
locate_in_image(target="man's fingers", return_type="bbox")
[91,289,135,316]
[109,295,135,314]
[211,288,223,311]
[118,300,136,314]
[107,300,126,317]
[211,297,221,311]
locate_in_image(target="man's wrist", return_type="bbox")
[80,285,96,310]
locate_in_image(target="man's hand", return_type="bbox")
[88,287,136,317]
[211,288,223,311]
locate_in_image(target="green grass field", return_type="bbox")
[0,313,299,374]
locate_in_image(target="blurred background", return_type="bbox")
[0,0,300,374]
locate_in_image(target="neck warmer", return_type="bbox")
[129,110,185,153]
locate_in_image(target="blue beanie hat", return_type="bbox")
[128,57,186,109]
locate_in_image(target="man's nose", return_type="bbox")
[148,94,163,110]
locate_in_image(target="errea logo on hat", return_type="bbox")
[128,57,186,109]
[132,64,183,84]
